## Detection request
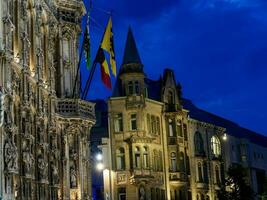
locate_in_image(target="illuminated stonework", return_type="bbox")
[0,0,95,199]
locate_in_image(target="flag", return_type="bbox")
[95,48,112,89]
[101,17,117,76]
[83,16,91,69]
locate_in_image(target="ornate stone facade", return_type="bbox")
[0,0,95,199]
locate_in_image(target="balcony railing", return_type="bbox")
[56,98,95,119]
[169,172,187,182]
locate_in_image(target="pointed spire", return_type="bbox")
[122,27,142,65]
[120,27,143,75]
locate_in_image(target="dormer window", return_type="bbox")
[128,81,140,95]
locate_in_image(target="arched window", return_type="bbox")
[211,136,221,157]
[194,132,205,155]
[197,162,203,182]
[143,147,149,169]
[116,148,125,170]
[215,165,220,184]
[134,147,141,168]
[170,152,177,172]
[168,119,174,137]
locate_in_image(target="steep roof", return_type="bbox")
[122,27,142,65]
[182,98,267,147]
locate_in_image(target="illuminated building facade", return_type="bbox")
[0,0,95,199]
[98,28,267,200]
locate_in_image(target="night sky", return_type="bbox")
[80,0,267,136]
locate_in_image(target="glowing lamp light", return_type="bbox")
[222,133,227,141]
[96,153,103,161]
[96,163,104,171]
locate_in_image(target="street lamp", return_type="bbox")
[96,163,104,171]
[222,133,227,141]
[96,153,103,161]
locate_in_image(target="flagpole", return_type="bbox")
[82,60,97,99]
[72,41,84,98]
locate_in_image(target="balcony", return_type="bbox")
[129,169,154,184]
[56,98,95,120]
[126,95,145,109]
[169,172,187,182]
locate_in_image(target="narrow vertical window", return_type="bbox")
[134,81,140,94]
[197,162,203,182]
[116,148,125,170]
[156,117,160,135]
[134,147,141,168]
[130,114,137,130]
[128,81,133,95]
[170,152,177,172]
[169,119,174,137]
[114,113,123,132]
[176,120,182,137]
[147,114,151,133]
[143,147,149,169]
[215,165,220,184]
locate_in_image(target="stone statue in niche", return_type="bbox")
[37,154,48,180]
[4,137,18,172]
[51,163,59,185]
[22,145,34,175]
[139,186,146,200]
[70,167,77,188]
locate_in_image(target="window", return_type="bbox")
[147,115,160,135]
[147,114,151,133]
[118,187,126,200]
[159,151,163,171]
[168,119,174,137]
[134,147,141,168]
[215,165,220,184]
[153,150,158,171]
[114,113,123,132]
[116,148,125,170]
[130,114,137,130]
[179,152,185,172]
[194,132,205,155]
[134,81,140,94]
[170,152,177,172]
[168,90,174,104]
[176,120,182,137]
[203,162,208,183]
[128,81,134,95]
[128,81,140,95]
[143,147,149,169]
[211,136,221,157]
[183,124,188,141]
[197,162,203,182]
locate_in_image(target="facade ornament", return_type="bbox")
[51,163,59,185]
[22,146,34,175]
[37,154,48,180]
[70,167,77,188]
[4,137,18,172]
[21,31,30,69]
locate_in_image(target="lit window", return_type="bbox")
[116,148,125,170]
[211,136,221,157]
[114,113,123,132]
[130,114,137,130]
[168,119,174,137]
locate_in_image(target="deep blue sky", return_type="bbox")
[81,0,267,136]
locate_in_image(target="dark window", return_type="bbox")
[116,148,125,170]
[130,114,137,130]
[194,132,205,156]
[118,187,126,200]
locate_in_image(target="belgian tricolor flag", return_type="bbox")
[94,17,116,89]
